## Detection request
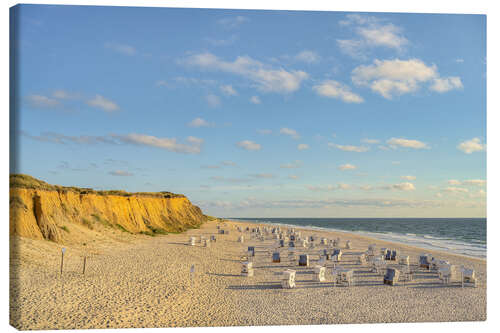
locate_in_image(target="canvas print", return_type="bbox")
[9,4,486,330]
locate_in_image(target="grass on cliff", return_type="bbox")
[10,174,185,199]
[91,213,113,228]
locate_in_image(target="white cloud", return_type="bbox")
[52,90,78,100]
[288,175,299,180]
[250,96,261,104]
[444,187,469,193]
[217,16,249,29]
[280,127,300,139]
[337,15,408,58]
[359,185,373,191]
[430,77,463,93]
[205,35,238,46]
[337,183,352,190]
[457,138,486,154]
[338,163,357,171]
[448,179,462,185]
[391,182,416,191]
[222,160,237,166]
[26,94,60,108]
[257,129,272,135]
[306,184,337,192]
[313,80,364,103]
[113,133,203,154]
[294,50,320,64]
[236,140,261,151]
[220,85,238,96]
[109,170,134,177]
[463,179,486,187]
[329,143,369,152]
[250,173,275,179]
[185,52,308,94]
[387,137,429,149]
[357,24,408,50]
[455,58,464,63]
[104,42,136,56]
[401,175,416,180]
[361,138,380,144]
[188,117,212,128]
[87,95,119,112]
[280,160,302,169]
[297,143,309,151]
[352,59,462,99]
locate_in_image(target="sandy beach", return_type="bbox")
[10,219,486,330]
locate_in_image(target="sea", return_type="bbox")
[229,218,486,259]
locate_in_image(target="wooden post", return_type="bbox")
[60,248,66,276]
[83,256,87,275]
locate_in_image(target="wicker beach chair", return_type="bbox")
[332,248,342,262]
[419,254,432,270]
[461,267,477,287]
[272,252,281,263]
[299,254,310,267]
[390,250,397,261]
[189,236,196,246]
[281,269,296,289]
[238,235,244,243]
[358,253,367,265]
[247,246,255,257]
[384,249,392,261]
[314,265,326,282]
[383,268,400,286]
[241,261,254,277]
[345,240,351,249]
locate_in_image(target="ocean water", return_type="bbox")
[230,218,486,259]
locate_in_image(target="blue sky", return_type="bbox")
[13,5,486,217]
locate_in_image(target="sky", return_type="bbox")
[12,4,487,218]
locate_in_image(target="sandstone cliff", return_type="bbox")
[10,174,208,243]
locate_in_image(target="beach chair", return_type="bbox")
[390,250,397,261]
[238,235,244,243]
[384,249,392,260]
[314,265,326,282]
[318,255,327,267]
[241,261,254,277]
[288,250,296,262]
[218,229,225,235]
[210,235,216,242]
[332,239,338,247]
[299,254,310,267]
[332,249,342,262]
[273,233,279,240]
[190,236,196,246]
[419,254,431,270]
[322,249,331,260]
[290,235,296,241]
[383,268,400,286]
[279,239,285,247]
[345,240,351,249]
[272,252,281,263]
[367,244,376,256]
[372,258,387,275]
[203,239,210,247]
[288,241,295,248]
[399,256,410,266]
[302,239,308,248]
[309,236,315,242]
[461,267,477,287]
[281,269,296,289]
[321,238,328,246]
[439,265,461,285]
[333,268,354,287]
[247,246,255,257]
[358,253,366,265]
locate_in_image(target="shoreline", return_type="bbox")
[227,218,487,261]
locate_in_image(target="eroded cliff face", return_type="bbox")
[10,186,206,243]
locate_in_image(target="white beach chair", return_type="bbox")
[281,269,296,289]
[302,239,308,248]
[461,266,477,287]
[321,238,328,246]
[203,239,210,247]
[399,256,410,267]
[238,235,244,243]
[357,253,366,265]
[438,264,460,285]
[318,255,327,267]
[372,258,387,275]
[241,261,254,277]
[314,265,326,282]
[190,236,196,246]
[345,240,351,249]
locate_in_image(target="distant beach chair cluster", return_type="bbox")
[213,223,480,290]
